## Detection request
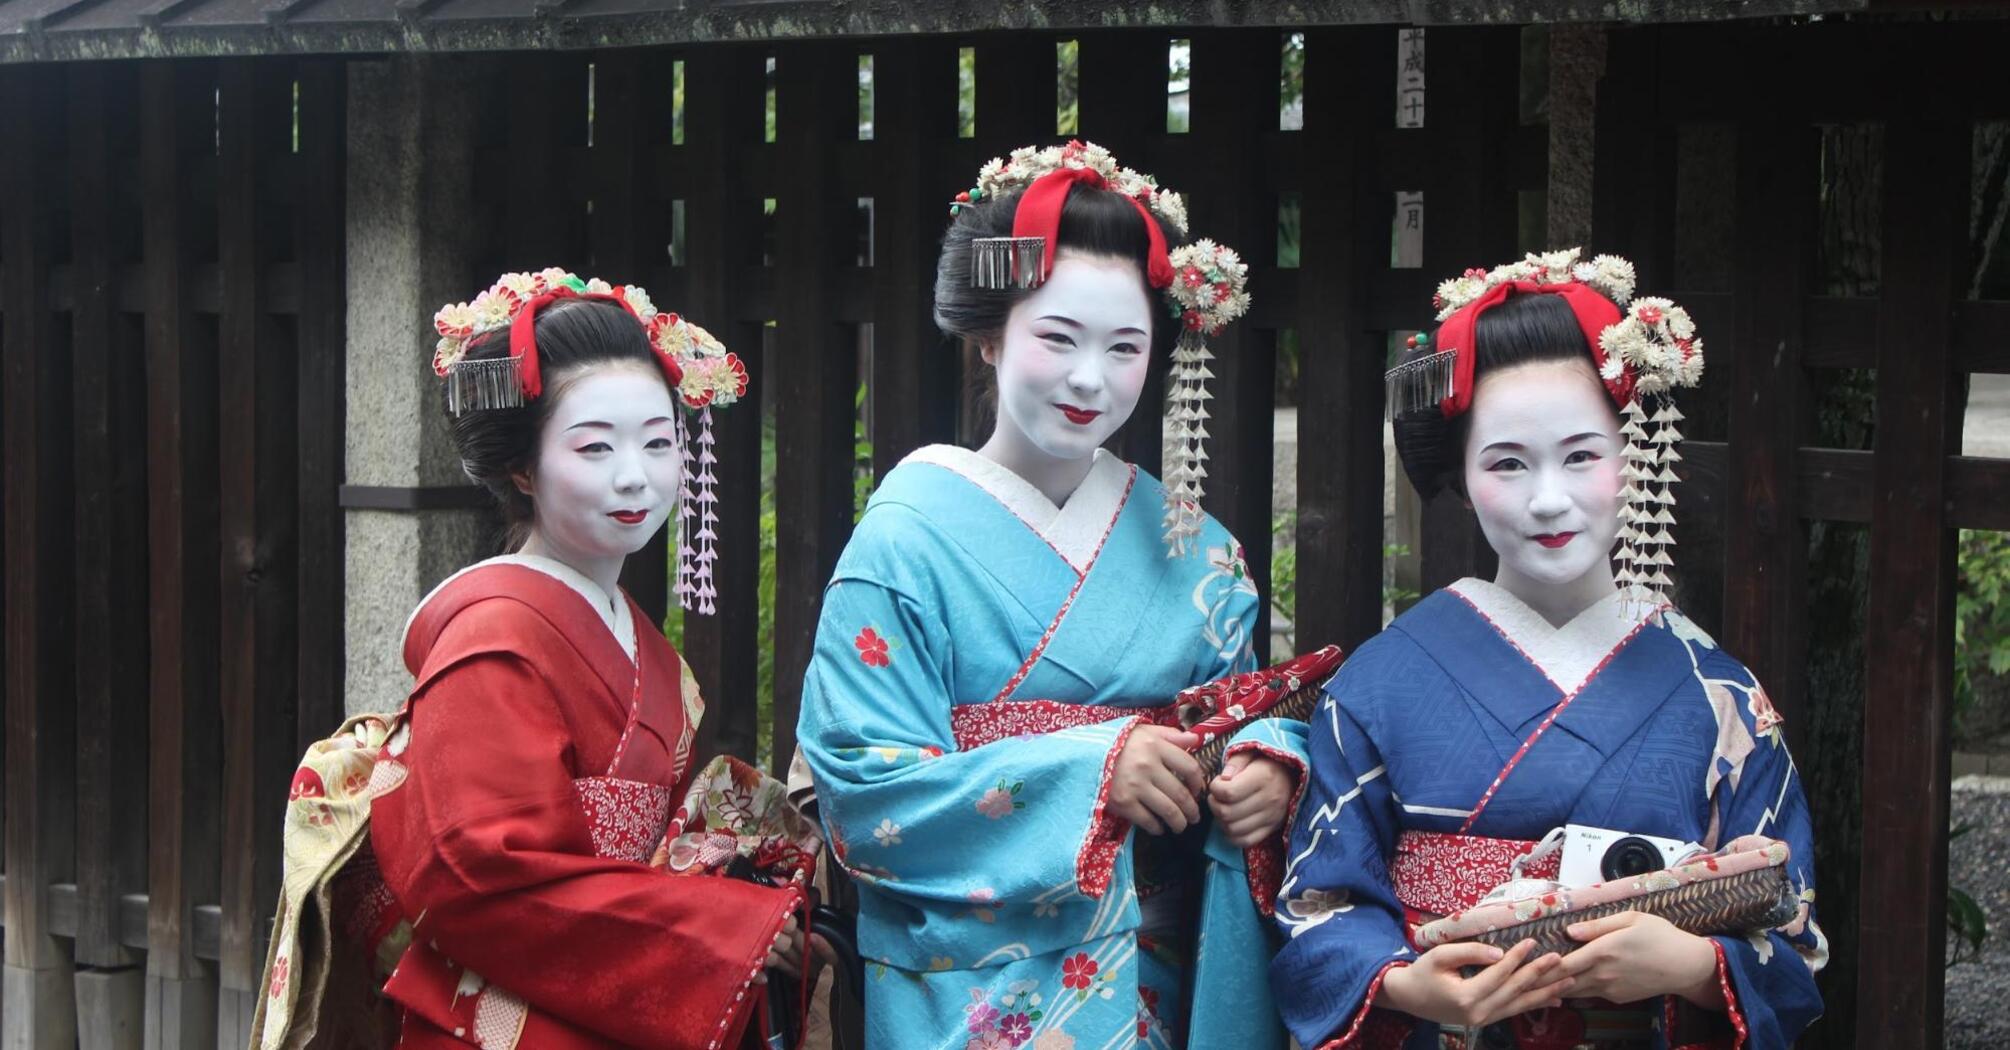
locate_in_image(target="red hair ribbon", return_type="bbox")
[1011,167,1176,290]
[1432,278,1629,418]
[507,285,684,401]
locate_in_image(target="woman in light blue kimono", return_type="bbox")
[798,142,1310,1050]
[1272,253,1824,1049]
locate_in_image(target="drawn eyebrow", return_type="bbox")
[565,417,675,432]
[1036,316,1148,338]
[1479,441,1525,454]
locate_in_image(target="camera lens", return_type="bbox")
[1599,836,1666,881]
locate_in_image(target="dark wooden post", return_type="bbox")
[681,46,770,766]
[1294,27,1390,654]
[2,62,80,1050]
[1857,116,1967,1050]
[216,57,303,1047]
[867,37,961,479]
[769,43,860,774]
[1188,28,1280,649]
[1724,92,1815,748]
[142,58,224,1050]
[295,58,350,748]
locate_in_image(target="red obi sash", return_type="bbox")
[1389,830,1561,919]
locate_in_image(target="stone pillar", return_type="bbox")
[343,54,497,713]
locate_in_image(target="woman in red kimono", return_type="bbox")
[367,270,803,1049]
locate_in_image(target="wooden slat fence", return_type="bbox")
[0,18,2004,1048]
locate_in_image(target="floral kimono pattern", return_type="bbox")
[799,445,1311,1049]
[1271,579,1825,1050]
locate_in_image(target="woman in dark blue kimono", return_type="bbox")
[1270,251,1825,1050]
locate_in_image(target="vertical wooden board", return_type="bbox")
[1186,29,1280,648]
[1293,27,1390,655]
[769,42,861,775]
[867,37,960,480]
[295,58,348,748]
[1857,118,1965,1050]
[972,33,1054,152]
[504,53,583,269]
[3,64,80,986]
[1412,27,1519,595]
[1724,106,1815,748]
[595,49,672,624]
[143,60,226,1002]
[679,47,768,765]
[68,60,148,973]
[215,59,303,1023]
[1590,28,1677,289]
[1075,31,1173,471]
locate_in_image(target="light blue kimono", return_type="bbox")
[799,446,1309,1050]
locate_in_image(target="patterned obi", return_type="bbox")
[1392,832,1656,1050]
[571,776,675,863]
[948,698,1175,751]
[1390,830,1560,918]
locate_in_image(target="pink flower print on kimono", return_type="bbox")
[976,779,1026,818]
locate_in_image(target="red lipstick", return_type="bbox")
[609,510,648,525]
[1533,532,1577,549]
[1056,404,1102,425]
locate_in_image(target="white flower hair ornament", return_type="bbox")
[431,268,750,614]
[949,141,1251,557]
[1384,248,1705,609]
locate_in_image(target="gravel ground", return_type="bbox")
[1946,777,2010,1048]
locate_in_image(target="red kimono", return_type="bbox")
[370,560,799,1050]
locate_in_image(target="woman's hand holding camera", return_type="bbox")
[1379,939,1574,1029]
[1560,911,1725,1008]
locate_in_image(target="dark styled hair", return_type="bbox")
[444,297,669,549]
[933,185,1185,359]
[1392,291,1608,498]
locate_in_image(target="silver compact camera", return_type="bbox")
[1556,823,1702,887]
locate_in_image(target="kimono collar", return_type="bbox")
[1445,578,1651,696]
[405,553,637,664]
[901,444,1133,574]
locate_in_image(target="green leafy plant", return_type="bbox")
[1949,823,1991,967]
[1956,529,2010,724]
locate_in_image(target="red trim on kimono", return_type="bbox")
[1664,939,1747,1050]
[1077,716,1147,898]
[1314,960,1414,1050]
[984,469,1139,703]
[1220,739,1307,917]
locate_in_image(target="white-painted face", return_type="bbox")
[985,251,1154,462]
[1462,359,1624,595]
[519,362,682,566]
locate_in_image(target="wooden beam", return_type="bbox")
[142,59,224,1050]
[1293,26,1392,654]
[67,61,149,982]
[1857,117,1966,1049]
[679,45,769,767]
[866,37,960,480]
[1723,102,1815,747]
[2,61,81,1050]
[768,42,858,775]
[1188,28,1281,649]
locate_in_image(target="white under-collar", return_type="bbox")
[1446,577,1649,695]
[902,444,1133,574]
[406,553,637,662]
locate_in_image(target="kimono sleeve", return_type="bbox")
[370,634,797,1050]
[1269,661,1420,1050]
[1691,679,1827,1049]
[799,575,1142,903]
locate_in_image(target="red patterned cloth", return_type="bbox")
[1389,830,1561,918]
